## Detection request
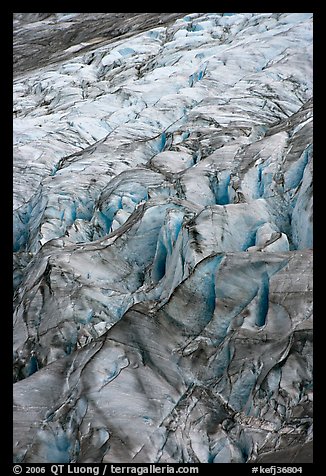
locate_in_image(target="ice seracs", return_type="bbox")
[13,12,313,463]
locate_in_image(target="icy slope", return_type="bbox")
[13,12,313,463]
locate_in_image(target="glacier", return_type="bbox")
[13,12,313,463]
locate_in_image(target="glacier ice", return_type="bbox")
[13,12,313,463]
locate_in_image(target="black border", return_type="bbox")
[8,4,320,472]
